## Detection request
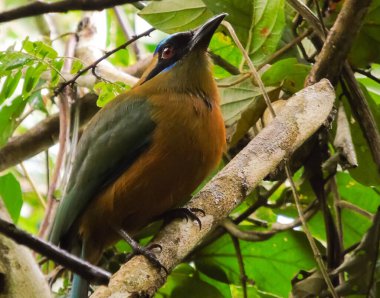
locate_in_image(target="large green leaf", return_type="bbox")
[0,173,23,223]
[203,0,286,65]
[261,58,311,93]
[138,0,213,33]
[337,172,380,248]
[195,230,316,297]
[219,74,276,126]
[343,85,380,186]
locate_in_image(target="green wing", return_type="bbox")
[49,95,156,245]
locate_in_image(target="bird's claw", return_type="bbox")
[125,242,168,275]
[163,207,205,230]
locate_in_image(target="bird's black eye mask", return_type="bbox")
[143,32,193,83]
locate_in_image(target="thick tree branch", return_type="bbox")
[0,0,145,23]
[0,94,99,172]
[91,79,335,297]
[307,0,372,85]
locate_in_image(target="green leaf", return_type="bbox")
[71,59,83,74]
[51,58,65,87]
[22,40,58,59]
[0,52,33,74]
[203,0,286,65]
[94,81,129,107]
[22,63,46,95]
[209,32,243,77]
[0,70,22,104]
[0,95,27,147]
[337,172,380,247]
[0,173,23,223]
[342,84,380,186]
[219,75,275,125]
[195,230,317,297]
[139,0,214,33]
[261,58,311,93]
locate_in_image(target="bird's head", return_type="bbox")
[136,13,227,89]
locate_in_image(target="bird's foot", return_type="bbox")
[116,228,167,274]
[162,207,205,229]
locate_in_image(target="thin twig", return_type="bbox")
[20,163,46,209]
[353,68,380,85]
[0,217,111,284]
[287,0,325,40]
[39,34,77,239]
[230,236,248,298]
[221,201,318,241]
[284,160,338,298]
[313,0,328,37]
[329,177,345,284]
[222,20,276,117]
[217,73,251,87]
[0,0,144,23]
[258,28,313,68]
[336,200,373,219]
[54,27,155,96]
[209,52,240,75]
[113,6,141,60]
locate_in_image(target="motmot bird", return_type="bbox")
[49,14,226,297]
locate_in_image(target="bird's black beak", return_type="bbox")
[190,13,227,51]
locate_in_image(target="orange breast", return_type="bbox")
[79,89,225,263]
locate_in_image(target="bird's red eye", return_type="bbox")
[161,46,174,60]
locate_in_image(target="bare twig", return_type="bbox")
[336,200,374,219]
[222,20,276,117]
[54,27,155,96]
[221,201,318,241]
[20,163,46,209]
[329,177,345,284]
[0,0,144,23]
[287,0,325,39]
[113,6,141,60]
[284,161,338,298]
[353,68,380,85]
[0,217,111,284]
[217,73,251,87]
[258,28,313,68]
[39,34,77,239]
[209,52,240,75]
[230,236,248,298]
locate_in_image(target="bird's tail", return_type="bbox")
[71,274,89,298]
[70,241,89,298]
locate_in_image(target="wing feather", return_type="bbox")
[49,95,156,245]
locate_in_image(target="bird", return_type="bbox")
[49,13,227,298]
